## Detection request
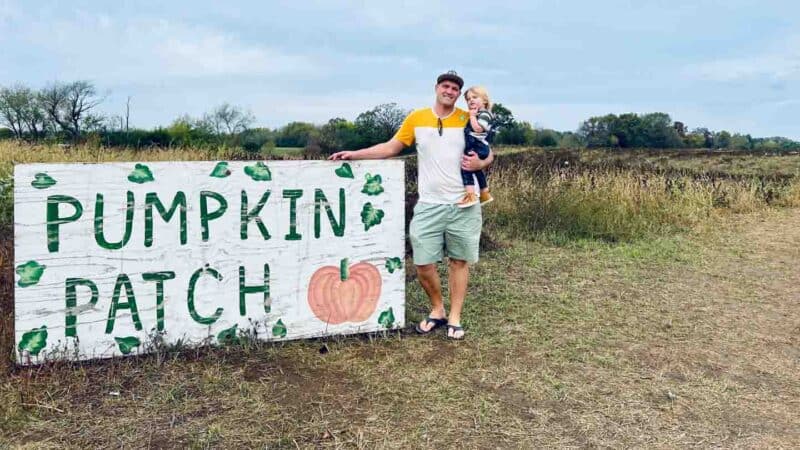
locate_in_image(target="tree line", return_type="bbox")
[1,80,798,153]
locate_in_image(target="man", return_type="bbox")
[329,71,493,340]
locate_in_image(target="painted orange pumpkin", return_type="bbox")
[307,258,382,324]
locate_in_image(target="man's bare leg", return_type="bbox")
[415,263,447,332]
[447,258,469,338]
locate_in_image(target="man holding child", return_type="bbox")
[329,71,493,340]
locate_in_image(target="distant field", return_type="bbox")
[584,147,799,179]
[271,146,303,155]
[2,142,800,447]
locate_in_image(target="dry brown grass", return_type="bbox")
[2,208,799,448]
[2,142,800,447]
[0,237,12,374]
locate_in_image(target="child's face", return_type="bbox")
[466,92,486,110]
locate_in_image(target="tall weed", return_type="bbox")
[485,161,797,242]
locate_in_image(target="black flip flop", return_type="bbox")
[415,317,447,334]
[446,324,465,340]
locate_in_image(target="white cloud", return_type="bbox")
[506,102,643,131]
[13,11,320,82]
[153,26,312,77]
[685,34,800,82]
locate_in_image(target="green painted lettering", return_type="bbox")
[145,192,187,247]
[314,188,345,238]
[65,278,98,337]
[239,264,270,316]
[240,190,271,240]
[200,191,227,241]
[105,273,143,334]
[94,191,135,250]
[187,266,224,325]
[46,195,83,252]
[283,189,303,240]
[142,271,176,331]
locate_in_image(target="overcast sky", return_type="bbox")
[1,0,798,139]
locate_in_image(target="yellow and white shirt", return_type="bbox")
[394,107,469,204]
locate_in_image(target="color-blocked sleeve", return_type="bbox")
[477,110,493,132]
[393,112,416,146]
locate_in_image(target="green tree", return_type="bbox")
[354,103,408,146]
[533,128,560,147]
[713,130,731,148]
[495,121,534,145]
[0,84,48,139]
[640,112,682,148]
[318,118,363,153]
[239,128,274,153]
[490,103,514,131]
[275,121,318,147]
[578,114,616,148]
[728,133,751,150]
[684,131,706,148]
[690,128,714,148]
[559,132,585,148]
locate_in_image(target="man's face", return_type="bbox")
[435,81,461,107]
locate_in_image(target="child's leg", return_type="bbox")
[475,169,494,204]
[474,140,491,160]
[475,170,488,190]
[473,143,491,194]
[458,169,480,207]
[460,168,476,191]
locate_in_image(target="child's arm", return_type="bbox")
[469,109,485,133]
[476,110,493,133]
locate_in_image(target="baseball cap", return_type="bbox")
[436,70,463,89]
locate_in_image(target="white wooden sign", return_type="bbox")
[14,160,405,364]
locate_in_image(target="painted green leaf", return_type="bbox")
[272,319,287,338]
[31,173,56,189]
[16,261,46,288]
[385,257,403,274]
[378,308,395,329]
[210,161,231,178]
[114,336,141,355]
[335,163,354,179]
[18,326,48,356]
[244,162,272,181]
[360,202,384,231]
[128,163,155,184]
[361,173,384,196]
[217,324,239,344]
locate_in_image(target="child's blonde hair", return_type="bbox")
[464,86,492,110]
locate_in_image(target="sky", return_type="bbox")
[1,0,798,139]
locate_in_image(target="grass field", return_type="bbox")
[1,142,799,447]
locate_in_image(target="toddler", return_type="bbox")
[457,86,495,207]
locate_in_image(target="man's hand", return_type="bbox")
[461,151,489,171]
[328,151,354,161]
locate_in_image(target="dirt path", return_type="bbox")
[578,209,800,448]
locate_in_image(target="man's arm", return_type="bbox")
[328,138,405,161]
[461,149,494,171]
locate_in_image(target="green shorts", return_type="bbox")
[409,202,482,265]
